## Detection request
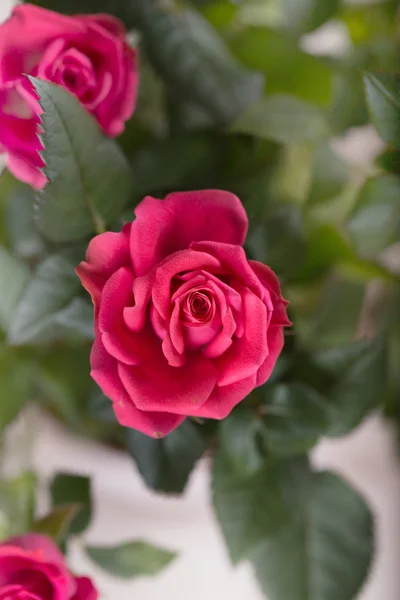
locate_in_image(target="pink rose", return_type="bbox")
[0,4,138,189]
[77,190,290,438]
[0,534,97,599]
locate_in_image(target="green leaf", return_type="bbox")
[298,275,366,348]
[51,473,92,534]
[0,473,36,535]
[140,8,263,124]
[348,175,400,255]
[231,95,328,143]
[213,456,373,600]
[341,1,398,45]
[0,348,34,433]
[282,0,340,34]
[377,147,400,175]
[85,541,177,579]
[30,78,132,243]
[0,246,30,332]
[364,72,400,148]
[247,203,306,279]
[307,143,348,206]
[229,27,332,106]
[313,337,387,437]
[32,504,82,541]
[8,252,83,345]
[219,410,264,475]
[89,390,117,424]
[131,134,219,199]
[126,420,207,494]
[261,383,330,455]
[5,181,44,260]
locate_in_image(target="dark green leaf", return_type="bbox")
[0,473,36,535]
[0,348,34,433]
[140,8,263,124]
[348,175,400,255]
[7,253,84,345]
[5,182,44,260]
[261,383,330,455]
[230,27,332,106]
[308,142,348,205]
[282,0,340,34]
[126,420,207,494]
[131,134,219,199]
[313,337,387,436]
[30,78,132,243]
[0,246,30,332]
[51,473,92,534]
[364,72,400,148]
[247,204,306,278]
[32,504,82,541]
[377,148,400,175]
[219,410,264,475]
[213,456,373,600]
[231,95,328,143]
[86,541,176,579]
[89,389,117,423]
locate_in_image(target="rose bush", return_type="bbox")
[77,190,290,438]
[0,533,97,600]
[0,3,138,189]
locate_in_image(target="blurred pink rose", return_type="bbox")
[0,534,97,599]
[77,190,290,438]
[0,4,138,188]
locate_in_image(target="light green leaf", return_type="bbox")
[313,337,387,437]
[0,246,30,332]
[0,473,36,535]
[231,95,328,143]
[308,142,348,206]
[53,298,94,340]
[282,0,340,34]
[30,78,132,243]
[348,175,400,255]
[51,473,92,534]
[229,27,332,106]
[32,504,82,541]
[364,72,400,148]
[8,253,83,345]
[85,541,177,579]
[140,8,263,124]
[126,420,207,494]
[261,383,330,455]
[213,456,373,600]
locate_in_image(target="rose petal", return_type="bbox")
[152,249,222,320]
[194,374,257,419]
[118,351,217,415]
[91,337,185,436]
[72,577,98,600]
[256,326,285,386]
[203,306,236,359]
[76,225,131,305]
[131,190,248,276]
[215,289,268,386]
[250,260,291,326]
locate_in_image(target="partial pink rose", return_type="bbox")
[77,190,290,438]
[0,534,98,600]
[0,4,138,188]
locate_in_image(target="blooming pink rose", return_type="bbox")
[0,534,97,600]
[0,4,138,189]
[77,190,290,438]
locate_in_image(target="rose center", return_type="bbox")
[183,290,214,324]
